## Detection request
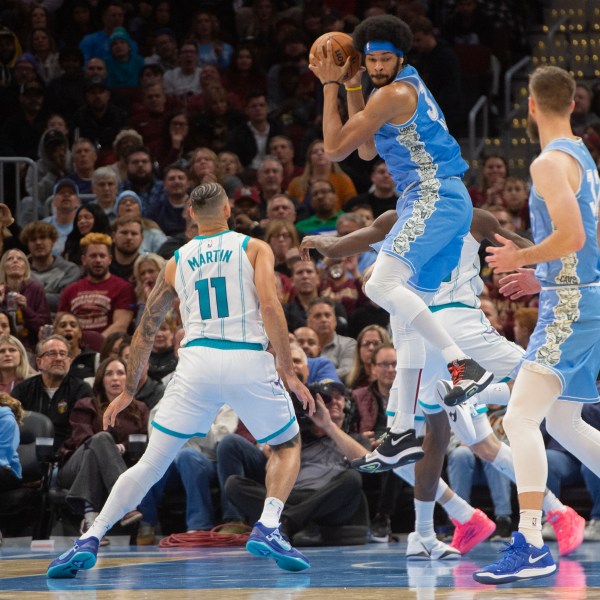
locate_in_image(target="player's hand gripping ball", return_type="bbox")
[309,32,360,83]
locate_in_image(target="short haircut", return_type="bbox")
[307,296,336,314]
[409,16,434,35]
[125,145,152,161]
[163,163,188,179]
[112,215,143,233]
[92,166,118,183]
[529,66,575,114]
[289,343,308,363]
[189,182,227,216]
[372,343,395,365]
[73,137,96,151]
[20,221,59,244]
[80,232,113,252]
[267,192,295,207]
[336,212,365,229]
[36,334,70,357]
[353,14,413,56]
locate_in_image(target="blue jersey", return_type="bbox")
[529,138,600,287]
[373,65,468,193]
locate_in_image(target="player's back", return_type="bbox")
[530,137,600,286]
[174,231,268,349]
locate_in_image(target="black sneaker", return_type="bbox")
[443,358,494,407]
[370,513,392,543]
[350,428,424,473]
[490,516,512,540]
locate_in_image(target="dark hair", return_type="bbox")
[371,342,395,365]
[307,296,336,314]
[190,182,227,215]
[99,332,131,362]
[352,14,413,55]
[125,145,152,161]
[63,203,112,265]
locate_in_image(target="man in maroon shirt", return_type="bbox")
[58,233,135,337]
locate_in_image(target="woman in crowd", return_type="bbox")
[264,219,300,278]
[468,153,509,208]
[27,28,61,83]
[346,325,391,390]
[62,204,112,267]
[99,332,131,364]
[189,10,233,71]
[148,319,177,382]
[0,249,50,349]
[156,111,191,173]
[287,139,357,213]
[52,312,99,380]
[222,44,267,109]
[0,335,37,394]
[0,311,16,337]
[57,357,149,545]
[114,191,166,254]
[132,253,165,322]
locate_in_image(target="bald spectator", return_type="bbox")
[58,233,136,336]
[291,333,340,384]
[84,58,108,81]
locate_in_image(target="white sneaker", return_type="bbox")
[436,380,477,445]
[406,531,461,560]
[584,518,600,541]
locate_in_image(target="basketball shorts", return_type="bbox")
[151,345,299,445]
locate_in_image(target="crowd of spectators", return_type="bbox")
[1,0,599,547]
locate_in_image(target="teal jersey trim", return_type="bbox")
[418,400,440,410]
[193,230,232,241]
[385,410,395,417]
[429,301,474,313]
[415,415,426,421]
[499,376,511,383]
[174,248,180,264]
[151,420,207,439]
[255,416,297,444]
[242,235,250,251]
[184,338,264,351]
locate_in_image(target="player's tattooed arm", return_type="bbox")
[125,267,176,396]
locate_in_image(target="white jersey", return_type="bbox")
[430,233,482,309]
[174,231,268,349]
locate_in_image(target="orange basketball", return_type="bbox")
[309,31,360,83]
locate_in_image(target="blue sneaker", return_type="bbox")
[246,522,310,572]
[472,531,556,585]
[47,536,99,579]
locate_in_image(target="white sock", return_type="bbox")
[476,382,511,406]
[415,499,436,539]
[390,367,421,433]
[491,443,515,479]
[442,493,475,524]
[259,497,284,528]
[519,509,544,548]
[542,491,564,515]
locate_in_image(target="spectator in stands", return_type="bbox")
[189,10,233,71]
[571,84,600,136]
[343,160,398,217]
[226,92,285,170]
[60,1,95,49]
[106,128,144,183]
[109,216,143,285]
[84,57,108,81]
[306,297,356,381]
[288,139,357,214]
[479,297,504,333]
[265,193,297,225]
[0,335,37,394]
[220,381,369,546]
[145,28,178,72]
[319,253,366,316]
[79,0,135,63]
[137,403,238,545]
[0,26,20,91]
[44,46,86,122]
[21,221,80,313]
[500,176,530,233]
[157,213,198,260]
[187,147,225,189]
[114,191,166,254]
[513,307,538,350]
[67,138,97,195]
[105,27,144,90]
[346,325,391,390]
[90,167,119,223]
[264,219,300,277]
[25,129,70,213]
[11,334,93,454]
[218,151,244,196]
[222,44,267,109]
[0,312,14,337]
[52,312,99,381]
[295,180,343,235]
[290,342,339,385]
[0,392,23,492]
[0,79,47,160]
[164,40,202,98]
[132,253,166,322]
[58,233,136,337]
[99,332,131,364]
[118,146,164,215]
[57,357,148,544]
[255,156,285,210]
[147,320,177,382]
[155,110,191,173]
[27,28,60,84]
[63,203,112,267]
[71,78,128,164]
[145,164,189,236]
[468,153,508,208]
[268,135,303,192]
[230,186,264,238]
[0,248,50,348]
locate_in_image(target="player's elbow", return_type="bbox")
[324,143,349,162]
[568,227,586,252]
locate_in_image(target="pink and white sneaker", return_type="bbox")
[547,506,585,556]
[450,509,496,554]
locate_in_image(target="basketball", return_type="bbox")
[309,31,360,83]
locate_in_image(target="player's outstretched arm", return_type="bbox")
[299,210,397,260]
[251,239,315,415]
[103,260,177,429]
[472,208,532,249]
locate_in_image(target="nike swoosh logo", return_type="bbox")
[528,552,548,564]
[391,436,406,446]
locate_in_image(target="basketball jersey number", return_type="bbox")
[195,276,229,319]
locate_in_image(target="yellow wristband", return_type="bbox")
[345,85,363,92]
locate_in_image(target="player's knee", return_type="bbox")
[269,432,300,452]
